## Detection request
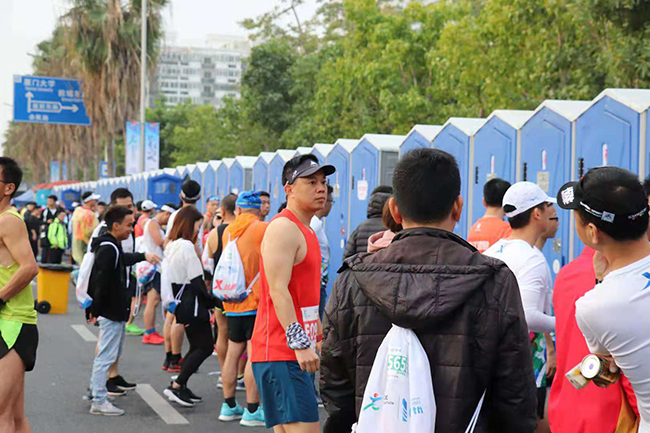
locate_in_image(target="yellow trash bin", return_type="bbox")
[36,263,74,314]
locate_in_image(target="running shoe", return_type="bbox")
[90,400,124,416]
[240,407,266,427]
[106,381,126,396]
[167,361,182,373]
[219,402,244,421]
[163,384,194,407]
[125,324,145,336]
[142,332,164,345]
[217,376,223,389]
[109,375,136,391]
[162,357,170,371]
[236,377,246,391]
[185,387,203,403]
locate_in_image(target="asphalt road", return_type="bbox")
[25,280,328,432]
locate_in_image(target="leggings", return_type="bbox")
[175,320,214,387]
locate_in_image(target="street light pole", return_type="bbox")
[139,0,147,173]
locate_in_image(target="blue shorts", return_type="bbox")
[252,361,319,428]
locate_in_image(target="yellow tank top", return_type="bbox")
[0,209,37,325]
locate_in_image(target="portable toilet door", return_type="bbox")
[473,110,533,226]
[268,150,299,219]
[325,139,357,295]
[232,156,257,193]
[205,161,220,199]
[573,89,650,258]
[312,144,334,165]
[400,125,442,157]
[253,153,274,192]
[61,188,81,210]
[349,134,404,236]
[148,173,183,207]
[521,100,590,276]
[198,162,214,207]
[216,158,235,199]
[433,117,487,239]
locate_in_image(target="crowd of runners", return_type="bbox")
[0,148,649,432]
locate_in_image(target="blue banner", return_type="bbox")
[125,121,140,175]
[50,161,60,182]
[61,161,67,180]
[125,121,160,174]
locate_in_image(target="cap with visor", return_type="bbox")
[285,155,336,186]
[502,182,556,218]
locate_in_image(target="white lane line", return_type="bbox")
[71,324,98,342]
[136,384,189,425]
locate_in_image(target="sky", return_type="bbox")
[0,0,319,153]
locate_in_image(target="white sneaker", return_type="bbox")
[90,400,125,416]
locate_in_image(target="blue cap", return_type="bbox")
[236,191,262,209]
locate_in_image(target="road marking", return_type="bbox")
[71,324,97,342]
[136,384,189,425]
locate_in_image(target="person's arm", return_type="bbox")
[518,261,555,333]
[148,219,164,247]
[321,271,357,433]
[0,214,39,303]
[87,244,117,318]
[489,268,538,432]
[343,228,358,259]
[544,333,556,379]
[262,218,320,373]
[47,223,59,249]
[123,251,161,267]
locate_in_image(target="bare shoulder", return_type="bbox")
[264,217,301,247]
[0,211,27,236]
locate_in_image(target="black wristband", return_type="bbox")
[595,278,603,285]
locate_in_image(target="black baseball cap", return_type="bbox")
[181,179,201,201]
[285,154,336,186]
[557,167,649,225]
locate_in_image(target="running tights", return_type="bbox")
[175,321,214,386]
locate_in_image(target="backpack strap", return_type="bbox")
[246,273,260,292]
[99,241,120,269]
[464,389,486,433]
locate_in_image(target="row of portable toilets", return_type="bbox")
[53,88,650,294]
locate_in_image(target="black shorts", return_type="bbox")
[226,315,256,343]
[0,322,39,372]
[144,272,161,295]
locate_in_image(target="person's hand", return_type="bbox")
[547,348,557,380]
[593,251,610,281]
[145,253,162,265]
[295,347,320,373]
[87,314,98,326]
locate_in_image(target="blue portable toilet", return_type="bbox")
[433,117,487,239]
[231,156,257,194]
[349,134,404,237]
[136,174,147,202]
[572,89,650,259]
[324,139,357,295]
[312,144,334,165]
[253,153,275,192]
[185,164,204,212]
[473,110,533,226]
[295,147,312,156]
[400,125,442,157]
[175,165,189,181]
[148,172,183,207]
[198,162,215,206]
[216,158,235,199]
[268,150,299,219]
[61,187,81,210]
[521,100,590,275]
[205,161,220,200]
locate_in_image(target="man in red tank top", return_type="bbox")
[251,154,335,432]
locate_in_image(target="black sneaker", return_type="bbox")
[109,375,136,391]
[185,387,202,403]
[163,384,194,407]
[162,356,170,371]
[106,380,126,396]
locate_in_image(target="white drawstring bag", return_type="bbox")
[75,241,119,309]
[354,325,486,433]
[212,234,258,302]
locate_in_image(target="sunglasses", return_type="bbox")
[549,217,559,221]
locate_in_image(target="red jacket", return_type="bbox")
[549,247,638,432]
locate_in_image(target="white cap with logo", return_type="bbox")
[141,200,157,211]
[502,181,557,218]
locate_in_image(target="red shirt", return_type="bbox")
[251,209,321,363]
[467,216,512,253]
[549,247,638,432]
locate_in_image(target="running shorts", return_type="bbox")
[227,315,256,343]
[252,360,319,428]
[0,320,38,372]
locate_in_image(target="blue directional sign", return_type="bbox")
[13,75,91,126]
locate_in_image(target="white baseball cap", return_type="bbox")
[502,182,557,218]
[141,200,157,211]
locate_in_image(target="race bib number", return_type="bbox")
[301,306,319,349]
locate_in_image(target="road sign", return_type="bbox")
[13,75,91,126]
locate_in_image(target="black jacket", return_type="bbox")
[343,192,391,259]
[88,233,146,322]
[321,228,537,433]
